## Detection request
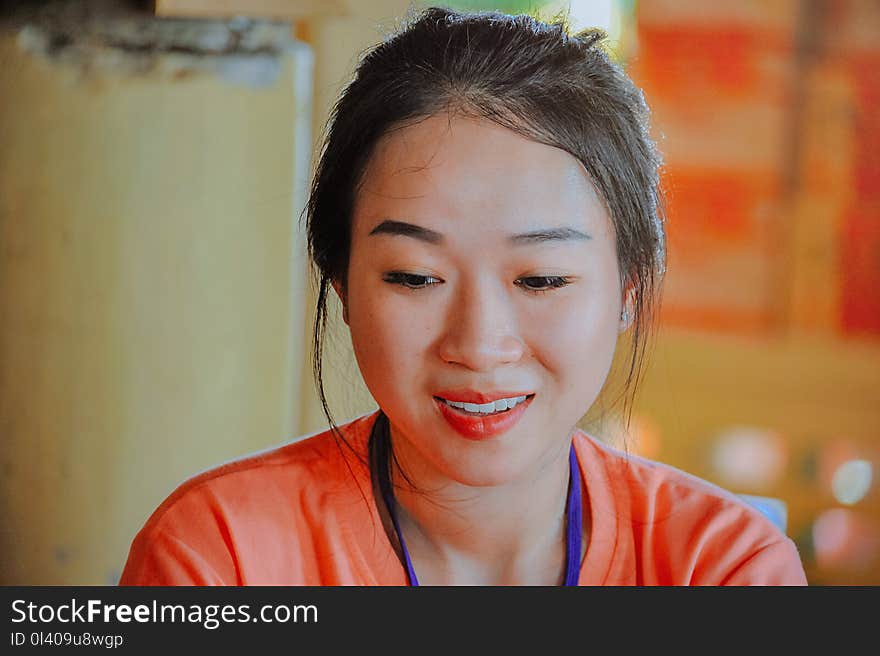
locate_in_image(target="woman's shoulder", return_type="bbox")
[573,428,773,524]
[153,411,376,521]
[119,412,380,585]
[572,430,807,585]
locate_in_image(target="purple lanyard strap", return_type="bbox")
[371,415,583,586]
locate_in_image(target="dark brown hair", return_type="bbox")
[306,6,665,447]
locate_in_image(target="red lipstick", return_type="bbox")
[433,391,534,441]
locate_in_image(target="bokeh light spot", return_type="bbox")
[711,426,787,491]
[811,508,880,572]
[831,459,873,505]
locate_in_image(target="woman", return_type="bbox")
[120,7,807,585]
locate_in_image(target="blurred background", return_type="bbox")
[0,0,877,585]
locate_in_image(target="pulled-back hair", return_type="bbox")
[306,6,665,445]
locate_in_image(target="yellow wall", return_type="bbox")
[633,330,880,542]
[0,31,311,584]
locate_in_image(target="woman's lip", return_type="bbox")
[434,395,534,441]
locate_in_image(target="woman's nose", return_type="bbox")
[437,280,525,372]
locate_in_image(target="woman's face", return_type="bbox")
[338,113,627,487]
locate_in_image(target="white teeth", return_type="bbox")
[442,395,528,414]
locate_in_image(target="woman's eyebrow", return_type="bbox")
[368,220,443,243]
[509,227,592,245]
[368,220,591,245]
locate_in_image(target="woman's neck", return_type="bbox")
[380,432,575,585]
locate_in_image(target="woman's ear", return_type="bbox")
[331,279,349,326]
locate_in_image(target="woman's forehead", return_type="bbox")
[354,113,609,236]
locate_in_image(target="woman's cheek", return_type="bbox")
[536,296,618,397]
[350,292,432,398]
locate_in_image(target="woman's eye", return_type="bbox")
[516,276,572,293]
[382,272,442,289]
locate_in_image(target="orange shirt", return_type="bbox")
[119,411,807,585]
